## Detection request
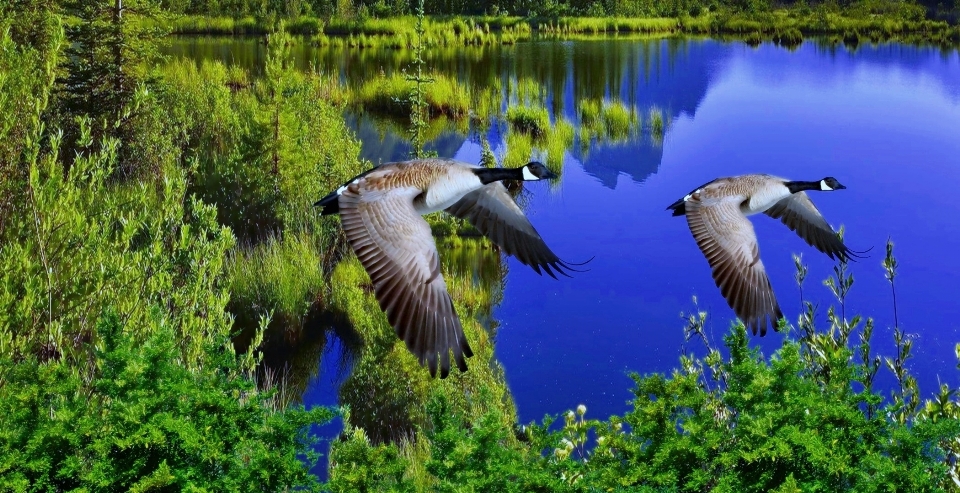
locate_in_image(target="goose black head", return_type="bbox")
[522,161,557,181]
[820,177,846,191]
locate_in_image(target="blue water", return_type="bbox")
[166,36,960,445]
[349,39,960,424]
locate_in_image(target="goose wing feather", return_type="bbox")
[686,194,783,335]
[445,183,574,278]
[339,180,472,378]
[764,192,853,261]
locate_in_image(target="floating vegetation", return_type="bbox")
[650,106,666,143]
[506,105,550,137]
[503,129,535,169]
[577,98,641,143]
[602,103,638,141]
[351,72,470,119]
[542,119,575,172]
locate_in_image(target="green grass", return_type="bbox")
[577,98,641,143]
[602,102,638,140]
[226,232,326,334]
[649,106,665,140]
[163,10,959,46]
[534,16,679,35]
[505,105,550,136]
[351,72,470,119]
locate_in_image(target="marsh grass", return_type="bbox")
[577,98,642,144]
[321,16,529,48]
[351,72,470,119]
[534,16,679,35]
[163,10,959,46]
[226,232,326,334]
[649,106,666,141]
[506,105,550,136]
[542,119,575,172]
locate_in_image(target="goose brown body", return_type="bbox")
[318,158,576,378]
[668,174,855,335]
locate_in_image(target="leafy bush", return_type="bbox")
[329,247,960,491]
[0,312,336,490]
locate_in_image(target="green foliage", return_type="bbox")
[159,40,362,241]
[0,312,336,490]
[506,105,550,136]
[353,72,471,121]
[328,422,411,492]
[0,118,234,364]
[226,232,327,334]
[328,247,960,491]
[58,0,171,176]
[0,13,345,489]
[0,9,63,236]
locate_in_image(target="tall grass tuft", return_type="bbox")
[650,106,665,140]
[226,232,326,334]
[505,105,549,137]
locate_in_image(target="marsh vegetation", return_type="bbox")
[2,0,960,490]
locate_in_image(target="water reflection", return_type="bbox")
[166,36,960,429]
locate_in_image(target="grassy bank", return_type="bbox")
[163,11,960,46]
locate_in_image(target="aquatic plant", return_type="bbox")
[649,106,665,140]
[226,232,326,334]
[506,105,550,136]
[352,72,470,120]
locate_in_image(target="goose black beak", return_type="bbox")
[835,183,847,190]
[543,169,558,180]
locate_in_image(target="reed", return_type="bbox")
[352,72,470,119]
[649,106,665,141]
[226,232,326,334]
[505,105,550,137]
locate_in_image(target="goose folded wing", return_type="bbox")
[764,192,853,262]
[339,183,472,378]
[686,195,783,336]
[445,183,574,279]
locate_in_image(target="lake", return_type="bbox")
[166,35,960,435]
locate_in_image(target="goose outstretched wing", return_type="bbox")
[339,181,472,378]
[445,183,580,278]
[764,192,855,262]
[686,194,783,336]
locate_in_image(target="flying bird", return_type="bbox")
[668,174,862,335]
[316,158,585,378]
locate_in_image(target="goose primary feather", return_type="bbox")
[316,158,582,378]
[667,174,860,335]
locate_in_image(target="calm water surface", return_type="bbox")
[169,37,960,427]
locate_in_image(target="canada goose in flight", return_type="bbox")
[667,175,861,335]
[316,158,583,378]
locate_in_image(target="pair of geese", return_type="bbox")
[315,158,860,378]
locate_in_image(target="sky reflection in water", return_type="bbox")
[167,36,960,425]
[372,39,960,423]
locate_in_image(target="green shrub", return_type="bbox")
[0,312,336,490]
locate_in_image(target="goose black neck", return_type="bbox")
[473,167,524,185]
[784,180,821,194]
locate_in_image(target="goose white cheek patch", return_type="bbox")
[820,180,832,191]
[522,166,538,181]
